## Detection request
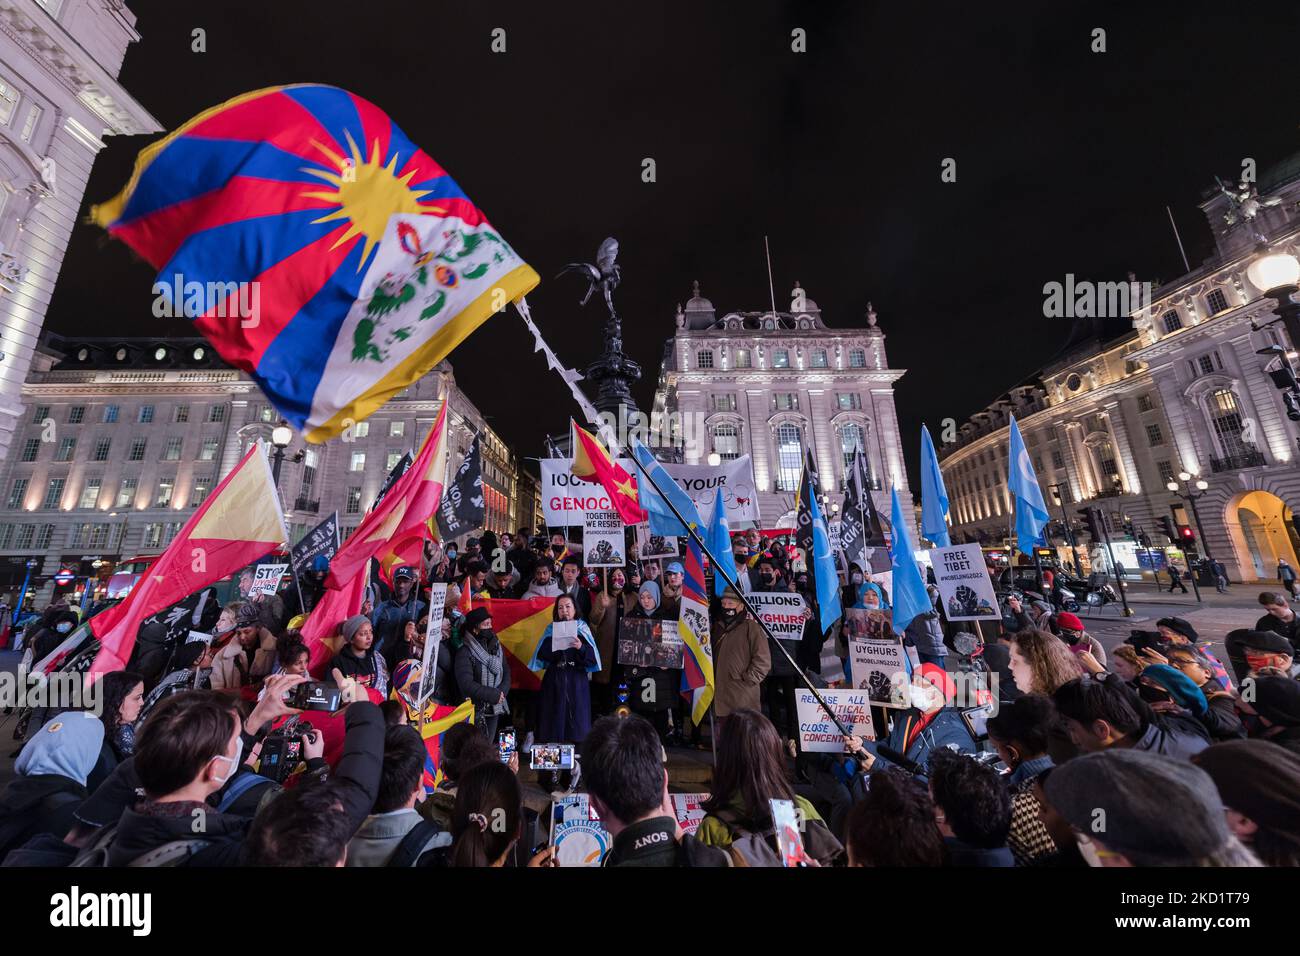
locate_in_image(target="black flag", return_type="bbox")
[436,435,485,540]
[372,450,412,511]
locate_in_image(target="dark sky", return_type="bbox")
[48,0,1300,482]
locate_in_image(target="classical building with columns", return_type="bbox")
[651,281,909,528]
[0,334,522,607]
[939,154,1300,583]
[0,0,159,463]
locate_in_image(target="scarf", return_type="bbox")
[467,634,507,715]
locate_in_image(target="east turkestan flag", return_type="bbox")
[89,443,288,677]
[1007,414,1050,557]
[91,84,539,442]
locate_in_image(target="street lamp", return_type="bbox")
[1048,483,1082,575]
[1166,473,1212,562]
[269,422,300,488]
[707,452,722,467]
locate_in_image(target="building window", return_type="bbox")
[1051,450,1065,469]
[346,487,362,515]
[734,349,752,369]
[138,405,155,424]
[67,406,85,424]
[1157,460,1174,484]
[389,420,405,438]
[103,405,119,424]
[93,436,112,462]
[1145,424,1164,446]
[32,405,49,424]
[775,424,803,492]
[258,405,275,423]
[811,349,828,368]
[143,523,163,549]
[79,478,101,510]
[849,349,867,368]
[174,405,190,423]
[712,423,740,462]
[55,437,76,462]
[34,0,62,17]
[15,525,35,549]
[352,421,369,438]
[116,478,138,508]
[155,477,175,508]
[301,449,318,496]
[192,476,212,507]
[1205,289,1228,315]
[1162,311,1182,334]
[1137,394,1154,412]
[19,103,41,143]
[0,79,18,126]
[1198,355,1215,376]
[20,438,39,462]
[208,405,226,423]
[836,393,862,411]
[129,439,147,461]
[696,350,714,369]
[36,525,54,549]
[839,423,864,472]
[773,393,799,412]
[350,452,366,472]
[1208,389,1249,457]
[0,525,12,548]
[712,394,736,412]
[42,478,65,510]
[383,451,402,471]
[199,437,219,461]
[161,437,183,461]
[7,478,28,509]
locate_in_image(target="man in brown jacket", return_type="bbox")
[711,587,771,720]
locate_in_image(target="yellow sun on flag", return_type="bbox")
[302,130,443,268]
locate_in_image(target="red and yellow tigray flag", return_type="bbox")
[89,443,288,677]
[570,420,646,526]
[464,596,557,692]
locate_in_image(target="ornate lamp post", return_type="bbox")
[1166,471,1212,561]
[269,421,302,488]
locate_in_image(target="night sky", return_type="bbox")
[47,0,1300,482]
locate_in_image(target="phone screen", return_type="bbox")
[530,744,574,771]
[498,730,516,764]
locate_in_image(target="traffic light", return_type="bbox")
[1179,525,1196,546]
[1078,507,1104,540]
[1157,515,1178,542]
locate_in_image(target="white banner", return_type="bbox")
[796,689,875,752]
[747,591,809,640]
[930,543,1000,622]
[541,456,759,528]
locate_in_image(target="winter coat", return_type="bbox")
[0,775,85,859]
[454,635,511,723]
[209,628,276,691]
[533,621,598,743]
[711,611,771,719]
[371,595,428,671]
[623,605,679,714]
[589,591,635,685]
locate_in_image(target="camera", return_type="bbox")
[259,721,316,784]
[1125,629,1166,653]
[285,681,342,712]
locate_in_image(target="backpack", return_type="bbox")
[387,819,451,868]
[0,790,81,858]
[69,822,211,868]
[713,806,843,867]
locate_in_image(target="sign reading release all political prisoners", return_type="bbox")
[796,689,874,751]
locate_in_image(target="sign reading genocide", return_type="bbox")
[930,542,1000,621]
[747,591,809,639]
[796,689,875,752]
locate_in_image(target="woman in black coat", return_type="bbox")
[455,607,511,740]
[85,670,145,795]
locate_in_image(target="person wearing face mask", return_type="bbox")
[1142,647,1244,742]
[711,587,771,723]
[455,607,511,741]
[590,568,635,712]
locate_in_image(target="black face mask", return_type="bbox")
[1137,682,1171,705]
[722,607,739,618]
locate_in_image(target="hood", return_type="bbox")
[107,802,248,866]
[16,712,104,786]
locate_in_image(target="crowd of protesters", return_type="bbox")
[1,522,1298,869]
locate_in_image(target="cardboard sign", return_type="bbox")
[636,523,678,559]
[747,591,809,640]
[848,629,912,709]
[583,509,626,568]
[617,616,684,669]
[417,584,448,705]
[930,543,999,621]
[671,793,710,836]
[248,563,288,598]
[550,793,611,867]
[796,689,875,752]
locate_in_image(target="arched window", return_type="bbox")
[1207,388,1248,457]
[775,423,802,492]
[712,423,740,461]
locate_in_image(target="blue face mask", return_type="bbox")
[56,622,73,634]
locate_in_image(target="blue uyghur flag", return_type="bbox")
[919,425,951,547]
[709,486,734,597]
[1007,415,1050,556]
[629,437,702,537]
[808,489,843,636]
[889,486,933,633]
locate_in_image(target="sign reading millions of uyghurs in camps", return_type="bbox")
[540,456,759,527]
[747,591,810,640]
[930,543,1000,621]
[796,689,874,752]
[290,512,340,578]
[583,509,626,568]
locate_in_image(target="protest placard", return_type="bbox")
[617,616,683,669]
[796,689,874,751]
[930,543,1000,621]
[417,584,448,705]
[636,523,678,559]
[550,793,611,867]
[290,512,340,579]
[848,631,912,709]
[671,793,710,836]
[248,563,287,598]
[747,591,809,640]
[583,509,625,568]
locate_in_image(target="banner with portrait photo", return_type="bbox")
[845,608,910,709]
[930,543,999,622]
[617,616,684,669]
[636,522,678,560]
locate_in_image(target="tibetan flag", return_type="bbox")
[678,535,715,725]
[477,595,558,692]
[327,401,449,589]
[1007,414,1050,557]
[629,436,701,537]
[571,421,646,526]
[90,84,539,442]
[89,443,287,677]
[416,699,476,793]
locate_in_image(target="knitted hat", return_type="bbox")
[1252,674,1300,726]
[1044,749,1233,865]
[462,606,491,633]
[341,614,369,643]
[1193,740,1300,850]
[1055,611,1084,632]
[1140,663,1208,716]
[1157,617,1199,641]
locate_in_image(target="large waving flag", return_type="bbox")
[678,535,715,725]
[629,436,701,536]
[888,486,932,633]
[1007,414,1050,557]
[90,84,539,442]
[797,453,842,636]
[475,595,558,691]
[416,699,476,794]
[89,443,287,676]
[570,421,646,526]
[708,486,734,598]
[919,425,951,547]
